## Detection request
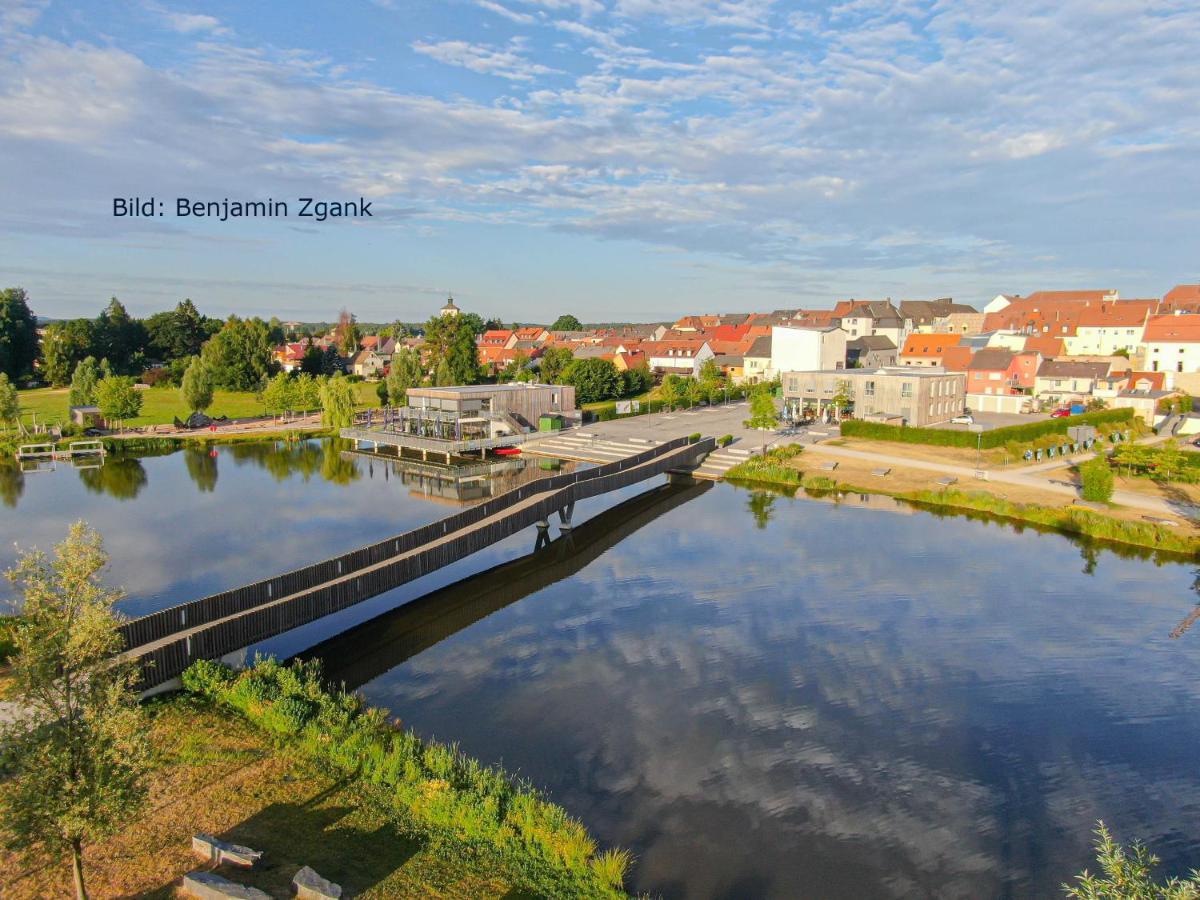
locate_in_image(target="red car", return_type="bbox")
[1049,408,1071,418]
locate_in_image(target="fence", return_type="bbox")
[127,436,713,687]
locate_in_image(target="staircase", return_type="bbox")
[690,445,759,481]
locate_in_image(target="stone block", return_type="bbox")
[192,833,264,868]
[181,870,271,900]
[293,865,344,899]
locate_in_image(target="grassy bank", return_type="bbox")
[727,460,1199,558]
[1,692,549,898]
[182,657,629,898]
[724,445,804,487]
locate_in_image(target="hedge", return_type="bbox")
[840,407,1134,450]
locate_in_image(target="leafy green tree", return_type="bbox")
[0,372,19,429]
[744,387,779,452]
[266,316,285,344]
[180,356,215,414]
[550,314,582,331]
[1065,821,1200,899]
[40,319,96,387]
[93,375,142,428]
[424,313,480,385]
[1151,442,1186,483]
[299,339,324,376]
[259,371,295,417]
[660,374,689,411]
[1079,454,1115,502]
[93,297,147,375]
[459,311,486,336]
[200,316,277,391]
[621,365,653,397]
[831,378,854,416]
[538,346,575,384]
[562,357,622,404]
[499,352,531,383]
[386,348,423,407]
[291,373,321,412]
[319,374,356,427]
[0,522,150,900]
[0,287,39,381]
[68,357,102,408]
[144,299,211,362]
[434,358,453,387]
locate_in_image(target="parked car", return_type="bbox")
[951,414,974,425]
[1050,408,1071,418]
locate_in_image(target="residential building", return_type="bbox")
[1161,284,1200,314]
[932,311,986,334]
[899,299,978,332]
[642,339,714,377]
[835,300,912,345]
[900,333,962,367]
[351,349,386,378]
[1033,359,1112,404]
[1061,302,1155,356]
[743,336,773,383]
[1143,314,1200,373]
[710,354,745,382]
[846,336,897,368]
[966,348,1040,395]
[771,325,848,376]
[781,367,966,426]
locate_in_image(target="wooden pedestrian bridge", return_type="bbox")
[121,435,715,689]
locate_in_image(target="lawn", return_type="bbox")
[17,382,382,428]
[0,696,526,899]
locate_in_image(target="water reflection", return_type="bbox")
[0,465,23,507]
[78,456,147,500]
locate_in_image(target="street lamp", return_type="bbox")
[969,422,986,476]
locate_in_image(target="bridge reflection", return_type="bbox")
[303,479,711,690]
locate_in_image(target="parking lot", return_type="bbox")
[930,410,1054,432]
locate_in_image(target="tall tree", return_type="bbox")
[538,346,574,384]
[93,375,143,429]
[0,522,150,900]
[550,314,582,331]
[93,298,147,375]
[0,287,38,381]
[40,319,96,387]
[318,374,356,427]
[334,308,361,357]
[259,371,295,417]
[562,357,621,404]
[144,299,210,362]
[200,316,277,391]
[744,387,779,452]
[385,348,423,406]
[0,372,19,429]
[459,311,486,336]
[179,356,214,414]
[68,357,103,408]
[423,313,481,385]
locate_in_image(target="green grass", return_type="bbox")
[17,382,382,428]
[725,445,805,486]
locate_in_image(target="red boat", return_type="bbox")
[493,447,522,456]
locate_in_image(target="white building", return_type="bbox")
[771,325,847,378]
[1143,314,1200,374]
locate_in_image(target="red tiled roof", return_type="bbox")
[940,346,974,371]
[900,333,961,357]
[1075,301,1155,328]
[1143,314,1200,343]
[1126,371,1165,391]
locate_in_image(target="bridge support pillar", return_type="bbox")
[534,520,551,551]
[558,502,575,530]
[667,470,697,485]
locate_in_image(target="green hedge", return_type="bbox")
[840,408,1134,450]
[182,657,629,898]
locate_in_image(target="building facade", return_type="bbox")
[781,367,966,426]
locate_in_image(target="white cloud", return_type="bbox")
[412,38,558,81]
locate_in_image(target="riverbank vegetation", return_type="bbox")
[1065,822,1200,898]
[182,657,630,898]
[725,445,804,486]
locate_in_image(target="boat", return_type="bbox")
[493,447,522,456]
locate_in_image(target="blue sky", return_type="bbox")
[0,0,1197,322]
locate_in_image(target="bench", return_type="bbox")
[181,871,270,900]
[192,833,263,868]
[871,468,890,477]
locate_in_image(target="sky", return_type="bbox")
[0,0,1197,323]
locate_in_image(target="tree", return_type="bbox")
[499,352,531,383]
[386,348,423,406]
[68,357,103,408]
[1151,442,1186,483]
[319,374,356,427]
[550,314,582,331]
[1079,453,1114,502]
[562,357,622,404]
[200,316,277,391]
[0,372,19,429]
[538,346,574,384]
[259,371,295,417]
[0,522,150,900]
[660,374,689,411]
[41,319,96,387]
[831,379,854,417]
[1065,821,1200,899]
[299,339,324,376]
[459,311,486,336]
[180,356,214,414]
[334,308,360,357]
[0,287,39,381]
[622,365,653,397]
[744,387,779,452]
[93,375,142,429]
[423,313,480,385]
[145,299,211,362]
[93,298,147,375]
[291,373,322,412]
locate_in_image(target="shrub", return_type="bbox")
[840,408,1134,450]
[1079,455,1115,503]
[0,615,19,666]
[717,434,733,447]
[180,657,236,695]
[688,432,701,443]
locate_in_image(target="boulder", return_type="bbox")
[192,833,264,868]
[181,870,271,900]
[292,865,343,899]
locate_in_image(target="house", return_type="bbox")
[672,315,723,331]
[742,336,773,383]
[273,342,308,373]
[613,349,648,372]
[899,299,978,332]
[1143,314,1200,374]
[781,367,966,426]
[710,354,745,382]
[351,349,386,378]
[835,300,911,346]
[900,333,962,367]
[846,336,897,368]
[966,348,1040,396]
[1161,284,1200,314]
[771,325,848,376]
[478,329,514,348]
[642,339,714,377]
[506,327,550,348]
[1033,359,1112,403]
[1061,302,1155,356]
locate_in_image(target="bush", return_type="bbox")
[840,408,1134,450]
[1079,455,1115,503]
[0,615,19,666]
[688,432,701,443]
[180,657,236,695]
[717,434,733,447]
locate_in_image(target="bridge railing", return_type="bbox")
[119,435,706,652]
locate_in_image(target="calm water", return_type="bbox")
[4,440,1199,898]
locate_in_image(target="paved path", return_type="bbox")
[805,443,1194,520]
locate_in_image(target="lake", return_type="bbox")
[4,439,1199,898]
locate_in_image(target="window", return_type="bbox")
[901,382,913,398]
[865,380,875,396]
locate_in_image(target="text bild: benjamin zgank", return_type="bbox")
[112,197,374,222]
